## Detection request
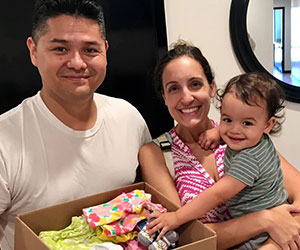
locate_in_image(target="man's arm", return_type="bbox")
[0,156,11,216]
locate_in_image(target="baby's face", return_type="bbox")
[219,93,275,151]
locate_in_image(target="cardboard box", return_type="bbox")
[15,182,216,250]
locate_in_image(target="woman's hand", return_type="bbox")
[146,212,181,239]
[263,204,300,250]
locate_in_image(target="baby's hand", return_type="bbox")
[146,211,180,239]
[198,126,221,150]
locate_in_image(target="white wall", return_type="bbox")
[292,0,300,7]
[164,0,300,170]
[247,0,273,73]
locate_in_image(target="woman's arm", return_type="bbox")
[138,142,181,207]
[278,151,300,206]
[208,204,300,250]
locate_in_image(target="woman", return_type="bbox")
[139,40,300,250]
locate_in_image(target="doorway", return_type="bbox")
[273,7,284,72]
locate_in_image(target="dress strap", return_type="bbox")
[154,133,175,179]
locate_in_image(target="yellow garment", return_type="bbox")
[39,215,104,250]
[96,227,138,243]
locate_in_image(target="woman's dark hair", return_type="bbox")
[32,0,106,43]
[217,72,285,134]
[153,40,214,102]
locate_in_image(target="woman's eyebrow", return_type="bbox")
[164,81,177,87]
[189,77,203,81]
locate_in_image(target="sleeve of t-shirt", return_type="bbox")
[141,119,152,145]
[115,97,152,147]
[0,154,11,215]
[129,103,152,146]
[225,151,260,187]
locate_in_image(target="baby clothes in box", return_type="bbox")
[89,242,123,250]
[39,215,103,250]
[82,190,166,236]
[96,227,138,243]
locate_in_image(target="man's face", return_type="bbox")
[27,15,108,105]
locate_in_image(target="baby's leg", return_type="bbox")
[258,238,281,250]
[234,232,269,249]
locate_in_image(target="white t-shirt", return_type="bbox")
[0,92,151,250]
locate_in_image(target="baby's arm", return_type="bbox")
[198,126,222,150]
[147,175,246,238]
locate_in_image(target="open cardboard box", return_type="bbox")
[15,182,216,250]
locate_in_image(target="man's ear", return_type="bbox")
[264,117,276,134]
[105,40,109,51]
[26,37,38,67]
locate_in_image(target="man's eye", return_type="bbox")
[54,47,66,52]
[85,48,98,53]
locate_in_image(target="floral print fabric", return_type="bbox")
[83,190,166,236]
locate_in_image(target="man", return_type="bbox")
[0,0,151,249]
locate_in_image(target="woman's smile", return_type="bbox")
[180,106,200,114]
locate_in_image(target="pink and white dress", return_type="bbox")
[169,123,231,223]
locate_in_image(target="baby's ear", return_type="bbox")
[264,117,276,134]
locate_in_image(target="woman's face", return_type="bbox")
[162,56,215,129]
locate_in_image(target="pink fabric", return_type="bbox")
[170,121,231,223]
[82,190,166,236]
[119,240,148,250]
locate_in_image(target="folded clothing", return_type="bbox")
[89,242,123,250]
[96,227,138,243]
[83,189,166,236]
[39,215,103,250]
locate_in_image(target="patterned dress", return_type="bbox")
[169,123,231,223]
